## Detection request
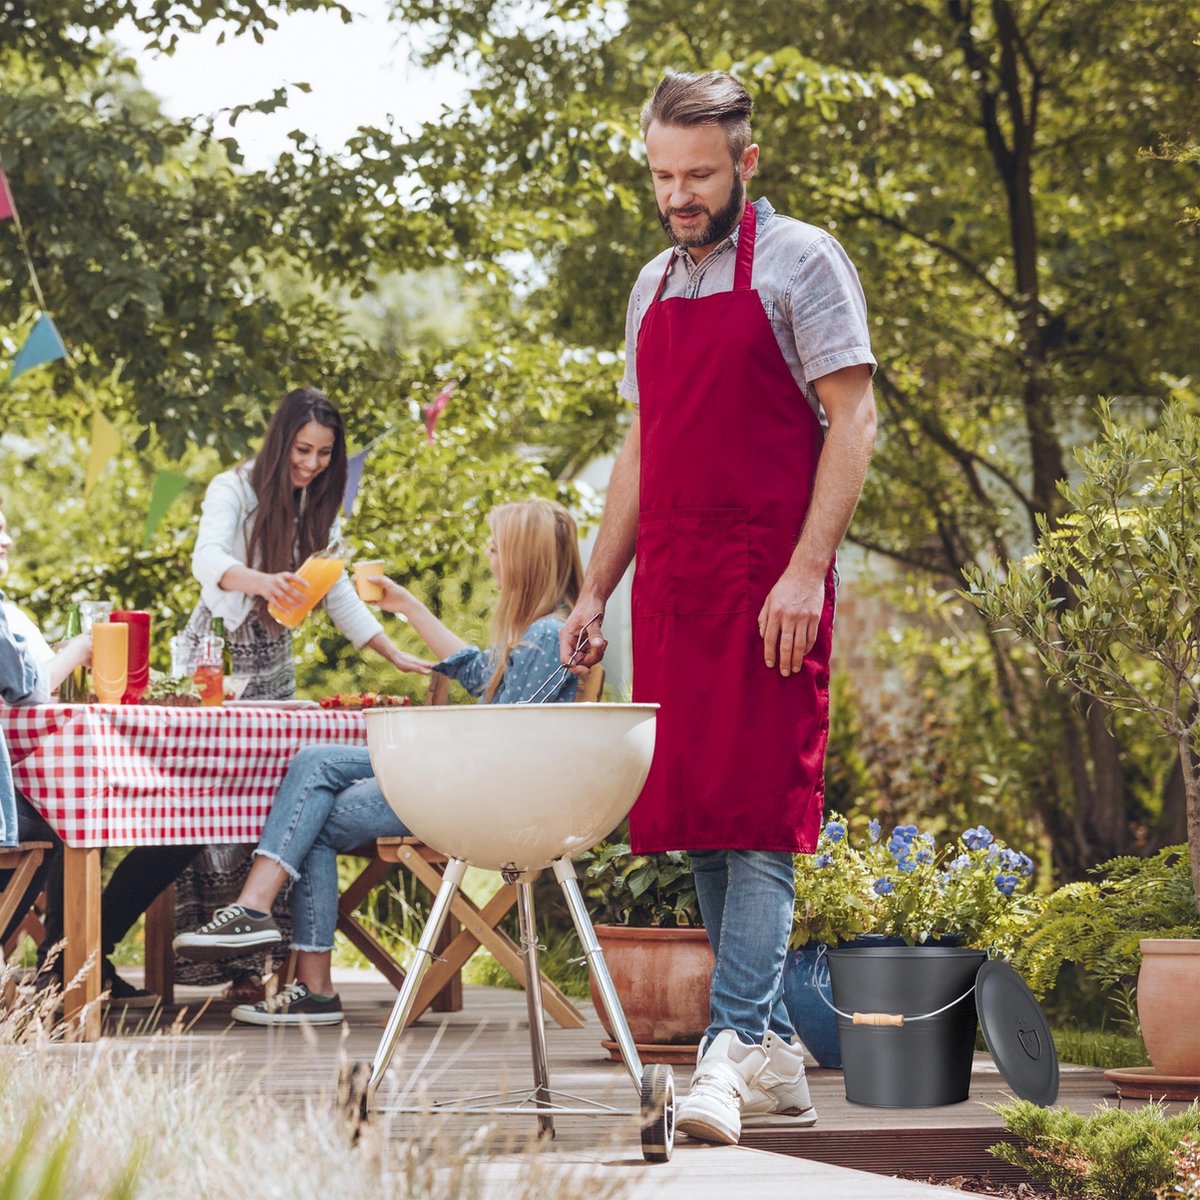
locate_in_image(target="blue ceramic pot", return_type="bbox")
[783,935,913,1069]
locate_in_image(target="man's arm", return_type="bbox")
[559,414,641,669]
[758,364,876,676]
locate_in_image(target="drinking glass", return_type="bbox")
[111,611,151,703]
[353,560,385,603]
[91,621,129,704]
[78,600,113,635]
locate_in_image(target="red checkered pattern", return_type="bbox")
[0,705,366,847]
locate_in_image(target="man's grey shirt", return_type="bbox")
[619,197,876,422]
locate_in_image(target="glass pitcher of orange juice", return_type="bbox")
[267,540,349,629]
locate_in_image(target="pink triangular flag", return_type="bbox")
[423,382,456,443]
[0,170,14,223]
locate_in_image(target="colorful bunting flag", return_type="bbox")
[423,382,456,443]
[84,410,122,496]
[144,470,192,545]
[9,312,67,383]
[342,448,368,517]
[0,170,13,222]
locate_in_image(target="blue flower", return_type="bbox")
[815,852,833,868]
[915,847,933,865]
[994,873,1018,896]
[823,821,846,843]
[897,856,919,873]
[963,825,994,851]
[1017,852,1034,878]
[998,848,1022,871]
[894,824,919,840]
[948,854,971,872]
[873,878,895,896]
[868,819,881,843]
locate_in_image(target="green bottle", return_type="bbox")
[60,603,86,703]
[211,617,234,678]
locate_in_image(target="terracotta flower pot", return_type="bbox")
[590,925,713,1060]
[1137,938,1200,1076]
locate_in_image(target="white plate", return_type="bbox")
[226,699,321,710]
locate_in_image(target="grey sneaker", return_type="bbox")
[231,981,343,1027]
[173,904,282,960]
[742,1032,818,1127]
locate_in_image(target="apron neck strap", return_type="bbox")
[733,200,756,291]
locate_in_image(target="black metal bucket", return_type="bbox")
[827,945,987,1107]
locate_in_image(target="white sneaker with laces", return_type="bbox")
[675,1029,768,1145]
[742,1032,818,1127]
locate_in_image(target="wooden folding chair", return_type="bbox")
[333,664,605,1028]
[0,841,54,1003]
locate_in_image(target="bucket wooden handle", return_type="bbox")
[852,1011,905,1026]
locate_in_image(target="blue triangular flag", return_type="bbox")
[343,448,368,516]
[9,313,67,383]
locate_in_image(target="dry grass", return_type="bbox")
[0,963,628,1200]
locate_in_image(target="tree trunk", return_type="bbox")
[1180,736,1200,919]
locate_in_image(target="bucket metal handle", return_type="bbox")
[812,943,978,1025]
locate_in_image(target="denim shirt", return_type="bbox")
[436,615,578,705]
[0,595,50,848]
[619,197,876,424]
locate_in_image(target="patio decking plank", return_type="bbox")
[46,968,1185,1199]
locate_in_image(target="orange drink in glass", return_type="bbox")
[267,550,346,629]
[353,560,385,603]
[91,621,128,704]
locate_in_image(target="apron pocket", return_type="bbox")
[673,507,751,616]
[634,510,674,616]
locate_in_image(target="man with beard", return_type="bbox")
[560,71,877,1145]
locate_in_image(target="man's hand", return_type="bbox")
[559,598,607,676]
[757,569,825,676]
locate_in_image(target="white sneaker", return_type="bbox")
[675,1029,768,1145]
[742,1032,818,1127]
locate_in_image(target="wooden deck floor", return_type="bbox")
[39,967,1189,1199]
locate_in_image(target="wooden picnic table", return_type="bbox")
[0,702,366,1038]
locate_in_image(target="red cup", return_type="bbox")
[110,611,151,703]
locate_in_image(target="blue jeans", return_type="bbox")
[690,849,797,1046]
[254,745,409,952]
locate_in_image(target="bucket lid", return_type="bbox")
[975,959,1059,1106]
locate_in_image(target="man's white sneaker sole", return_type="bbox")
[741,1106,818,1128]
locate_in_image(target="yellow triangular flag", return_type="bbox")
[84,410,121,496]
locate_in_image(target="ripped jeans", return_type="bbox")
[254,745,408,952]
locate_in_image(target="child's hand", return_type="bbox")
[371,577,414,615]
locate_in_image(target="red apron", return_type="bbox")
[630,203,835,855]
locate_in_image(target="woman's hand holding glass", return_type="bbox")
[365,577,415,617]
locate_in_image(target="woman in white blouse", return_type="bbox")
[185,385,428,697]
[176,386,428,1001]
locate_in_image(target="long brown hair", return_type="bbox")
[246,387,347,580]
[484,500,584,702]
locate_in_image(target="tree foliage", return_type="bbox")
[381,0,1199,875]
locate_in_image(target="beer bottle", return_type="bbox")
[60,603,86,703]
[211,617,234,678]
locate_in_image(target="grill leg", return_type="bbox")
[516,878,555,1139]
[366,857,467,1113]
[552,858,645,1089]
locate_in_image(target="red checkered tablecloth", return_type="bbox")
[0,704,366,847]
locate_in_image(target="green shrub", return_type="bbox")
[991,1100,1200,1199]
[1010,847,1200,999]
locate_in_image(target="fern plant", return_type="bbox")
[1010,846,1200,997]
[990,1099,1200,1200]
